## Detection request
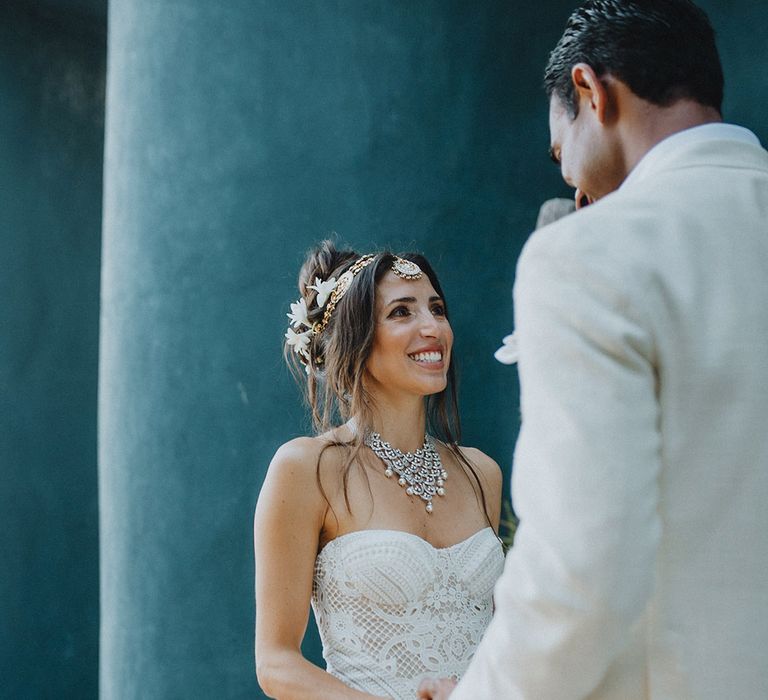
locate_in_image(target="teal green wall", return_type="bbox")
[704,1,768,139]
[3,1,767,697]
[0,3,105,697]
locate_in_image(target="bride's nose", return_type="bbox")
[418,311,440,337]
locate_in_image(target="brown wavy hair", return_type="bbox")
[285,240,492,526]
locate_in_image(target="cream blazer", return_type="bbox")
[453,135,768,699]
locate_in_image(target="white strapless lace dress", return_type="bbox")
[311,527,504,700]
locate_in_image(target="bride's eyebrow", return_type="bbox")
[384,296,444,306]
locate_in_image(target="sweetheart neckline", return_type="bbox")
[318,526,496,557]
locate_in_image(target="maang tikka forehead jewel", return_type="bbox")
[391,256,422,280]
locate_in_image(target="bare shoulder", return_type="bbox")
[269,435,321,474]
[272,435,325,463]
[257,436,339,528]
[267,434,351,492]
[269,435,341,479]
[456,446,502,487]
[454,446,503,528]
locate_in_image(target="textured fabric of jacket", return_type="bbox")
[453,129,768,699]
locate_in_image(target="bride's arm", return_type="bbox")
[254,438,387,700]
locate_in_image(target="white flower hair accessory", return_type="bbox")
[286,298,310,330]
[308,277,337,308]
[494,332,518,365]
[284,254,377,371]
[285,327,312,360]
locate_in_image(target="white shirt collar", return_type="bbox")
[621,123,761,190]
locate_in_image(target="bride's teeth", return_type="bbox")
[409,351,442,363]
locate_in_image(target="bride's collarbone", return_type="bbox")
[316,444,489,548]
[320,485,488,551]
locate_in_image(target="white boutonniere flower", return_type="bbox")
[308,277,337,308]
[494,332,518,365]
[285,327,312,359]
[287,298,310,329]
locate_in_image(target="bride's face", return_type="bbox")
[364,271,453,398]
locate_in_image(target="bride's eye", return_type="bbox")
[431,303,446,317]
[389,305,411,318]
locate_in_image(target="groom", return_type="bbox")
[420,1,768,698]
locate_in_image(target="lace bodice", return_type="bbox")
[312,527,504,700]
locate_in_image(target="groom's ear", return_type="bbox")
[570,63,611,124]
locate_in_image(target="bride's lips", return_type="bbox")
[407,347,445,369]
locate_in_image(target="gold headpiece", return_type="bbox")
[312,254,376,335]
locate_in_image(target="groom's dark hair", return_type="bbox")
[544,0,723,118]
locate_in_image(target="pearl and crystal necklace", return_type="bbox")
[364,432,447,513]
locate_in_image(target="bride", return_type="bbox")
[254,240,504,699]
